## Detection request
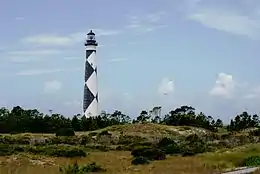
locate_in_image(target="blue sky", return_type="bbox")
[1,0,260,122]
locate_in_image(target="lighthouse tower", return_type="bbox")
[83,30,99,117]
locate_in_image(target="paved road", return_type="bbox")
[222,167,259,174]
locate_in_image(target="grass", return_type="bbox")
[1,124,260,173]
[199,143,260,171]
[0,151,214,174]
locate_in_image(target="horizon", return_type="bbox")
[1,0,260,123]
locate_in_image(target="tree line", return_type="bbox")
[0,105,259,134]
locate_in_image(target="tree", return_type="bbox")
[136,110,151,123]
[71,115,82,131]
[215,119,223,128]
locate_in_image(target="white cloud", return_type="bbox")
[158,77,174,95]
[21,29,120,47]
[16,68,79,76]
[7,49,61,56]
[21,34,79,46]
[187,2,260,39]
[125,12,168,32]
[43,80,62,93]
[6,49,61,63]
[209,73,235,98]
[108,58,128,63]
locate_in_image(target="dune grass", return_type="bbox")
[1,124,260,173]
[0,151,214,174]
[198,143,260,171]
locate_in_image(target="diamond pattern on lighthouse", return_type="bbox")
[87,51,97,69]
[85,72,98,97]
[84,98,98,117]
[83,84,94,112]
[84,60,94,81]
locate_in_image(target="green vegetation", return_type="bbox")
[59,162,106,173]
[1,105,260,173]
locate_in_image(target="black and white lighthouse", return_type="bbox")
[83,30,99,117]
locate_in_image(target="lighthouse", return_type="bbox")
[83,30,99,117]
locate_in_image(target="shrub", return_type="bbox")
[0,144,15,156]
[15,135,31,144]
[221,133,232,140]
[204,133,220,141]
[98,130,111,136]
[85,145,110,151]
[182,151,195,157]
[118,135,147,145]
[131,147,166,161]
[157,137,182,155]
[185,134,201,142]
[237,135,251,145]
[88,132,98,136]
[27,145,87,157]
[49,136,79,145]
[115,145,131,151]
[157,137,175,147]
[50,148,86,157]
[56,128,75,137]
[249,129,260,136]
[187,141,209,154]
[79,135,91,145]
[59,162,106,173]
[131,156,150,165]
[161,143,183,155]
[0,136,16,144]
[128,142,154,151]
[243,156,260,167]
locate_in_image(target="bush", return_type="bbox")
[182,151,195,157]
[28,145,86,157]
[131,147,166,160]
[185,134,201,142]
[131,156,150,165]
[56,128,75,137]
[98,130,112,136]
[79,135,91,145]
[50,148,86,157]
[221,133,232,140]
[157,137,175,147]
[85,145,110,151]
[249,129,260,136]
[161,143,183,155]
[88,132,98,136]
[204,133,220,141]
[49,136,79,145]
[185,141,209,155]
[0,144,15,156]
[118,135,147,145]
[243,156,260,167]
[0,136,16,144]
[59,162,106,173]
[157,137,182,155]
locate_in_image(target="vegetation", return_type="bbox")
[1,105,259,133]
[1,105,260,173]
[59,162,106,173]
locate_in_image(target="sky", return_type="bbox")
[1,0,260,122]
